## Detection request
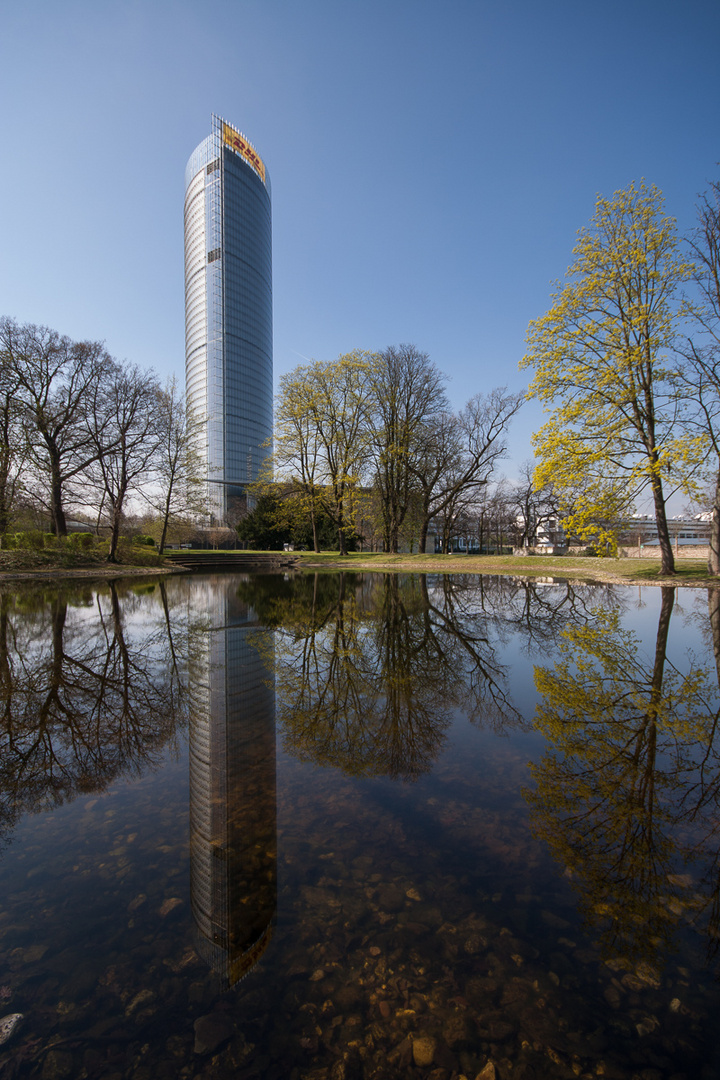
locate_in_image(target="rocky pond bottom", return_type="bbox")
[0,573,718,1079]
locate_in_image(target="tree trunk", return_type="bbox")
[158,481,174,555]
[337,504,347,556]
[0,449,11,540]
[708,587,720,691]
[0,597,9,697]
[107,486,127,562]
[382,513,392,553]
[651,586,674,694]
[50,461,67,537]
[108,511,121,562]
[649,471,675,575]
[0,491,9,541]
[50,599,67,693]
[709,468,720,575]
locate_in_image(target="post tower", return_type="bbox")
[184,116,272,522]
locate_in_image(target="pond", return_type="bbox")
[0,572,719,1080]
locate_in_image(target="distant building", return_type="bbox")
[184,116,273,523]
[622,513,711,547]
[515,511,711,553]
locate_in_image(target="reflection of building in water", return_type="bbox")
[188,578,276,985]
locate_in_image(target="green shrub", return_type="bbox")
[15,531,49,551]
[64,532,95,550]
[116,539,164,566]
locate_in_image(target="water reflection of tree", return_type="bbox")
[0,580,187,846]
[243,572,529,781]
[449,572,624,650]
[527,586,720,971]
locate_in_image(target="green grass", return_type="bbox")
[292,551,717,586]
[2,544,715,588]
[0,539,165,572]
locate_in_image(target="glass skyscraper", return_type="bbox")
[184,116,272,523]
[188,578,276,986]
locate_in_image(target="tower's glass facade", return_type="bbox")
[184,116,272,522]
[188,578,276,986]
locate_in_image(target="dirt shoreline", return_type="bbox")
[293,553,720,588]
[0,564,181,584]
[0,553,716,587]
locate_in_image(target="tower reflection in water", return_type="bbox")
[188,578,276,986]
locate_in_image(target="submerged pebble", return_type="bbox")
[0,1013,23,1046]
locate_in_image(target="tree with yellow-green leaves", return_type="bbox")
[264,351,375,554]
[259,364,326,551]
[521,182,700,574]
[527,589,720,971]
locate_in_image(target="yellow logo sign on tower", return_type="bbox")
[222,124,266,184]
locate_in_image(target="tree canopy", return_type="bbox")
[522,182,699,573]
[256,347,519,553]
[0,318,203,554]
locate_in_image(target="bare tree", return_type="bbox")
[409,410,462,554]
[87,361,162,562]
[147,378,206,554]
[368,344,448,553]
[508,461,559,548]
[2,318,109,536]
[411,388,524,554]
[0,328,27,539]
[679,179,720,572]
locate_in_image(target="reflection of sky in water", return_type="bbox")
[611,585,704,650]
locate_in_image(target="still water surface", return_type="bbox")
[0,572,719,1080]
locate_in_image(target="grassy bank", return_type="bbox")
[0,541,169,580]
[0,545,716,588]
[294,550,718,587]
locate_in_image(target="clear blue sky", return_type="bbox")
[1,0,719,476]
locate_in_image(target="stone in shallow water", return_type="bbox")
[635,1016,659,1037]
[476,1064,497,1080]
[412,1034,437,1067]
[157,897,183,918]
[40,1049,74,1080]
[634,962,661,989]
[193,1012,235,1055]
[124,989,156,1017]
[0,1013,22,1046]
[24,944,48,963]
[377,885,406,912]
[477,1018,513,1041]
[443,1012,471,1047]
